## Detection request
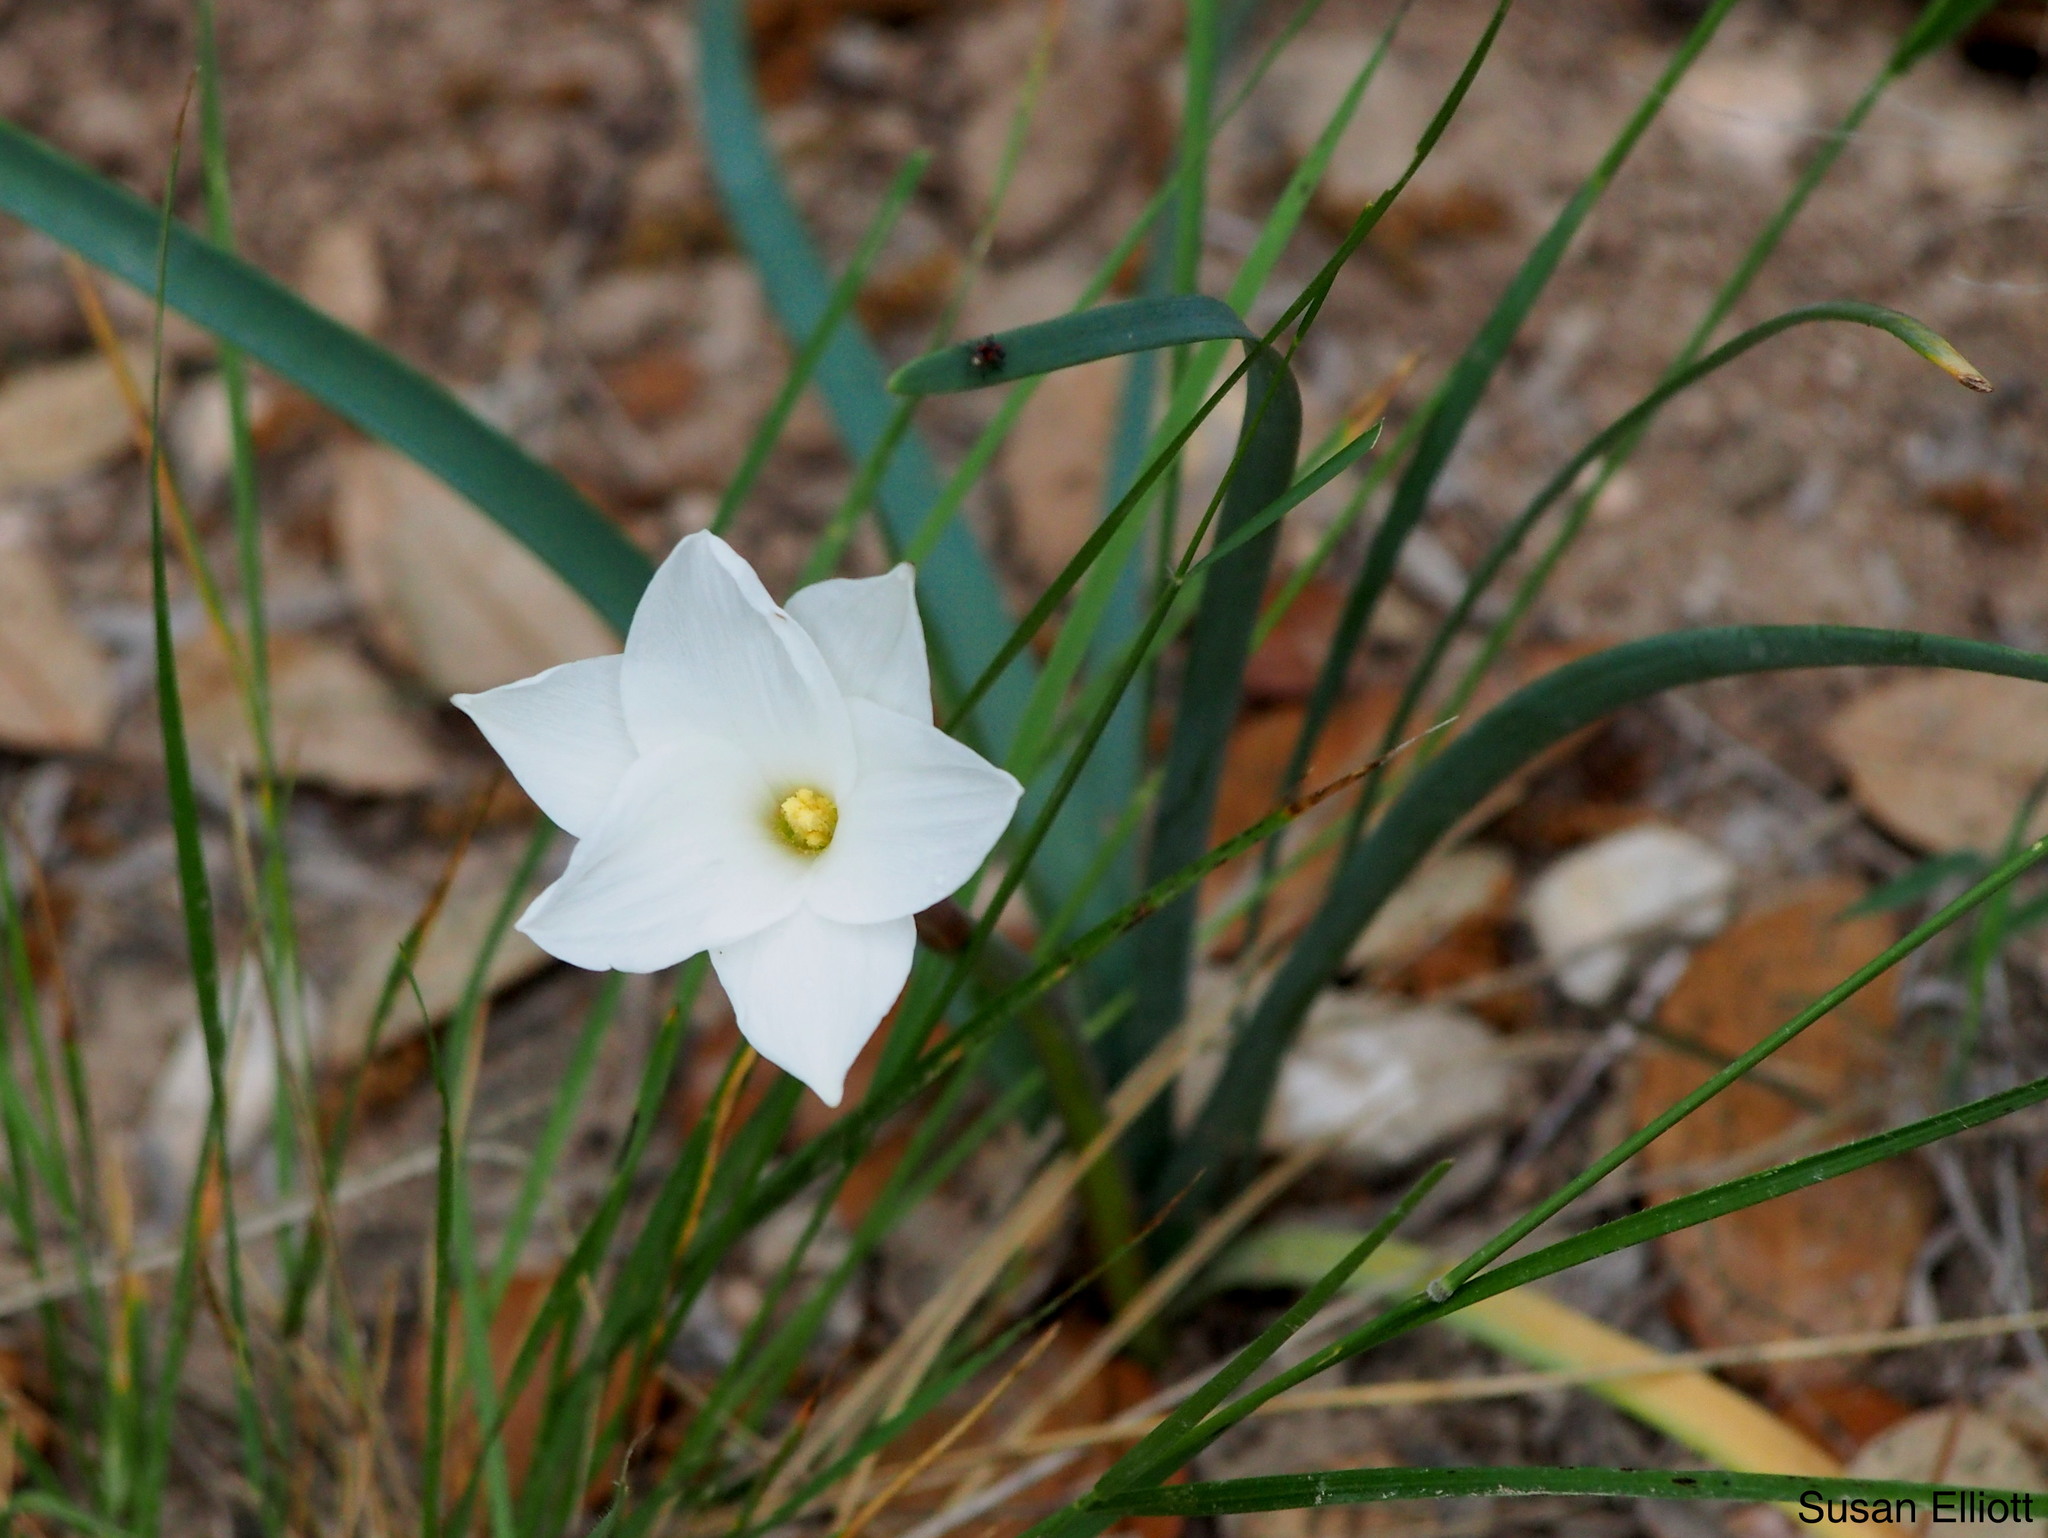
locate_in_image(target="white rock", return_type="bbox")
[1849,1406,2046,1536]
[1525,824,1736,1005]
[1262,995,1518,1171]
[140,955,322,1217]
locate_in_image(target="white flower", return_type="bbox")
[454,532,1022,1105]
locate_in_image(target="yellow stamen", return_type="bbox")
[776,787,838,853]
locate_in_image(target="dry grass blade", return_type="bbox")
[839,1326,1062,1538]
[778,1005,1231,1513]
[62,253,247,682]
[969,1134,1340,1477]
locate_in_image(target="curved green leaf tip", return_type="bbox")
[1893,312,1993,392]
[889,295,1253,396]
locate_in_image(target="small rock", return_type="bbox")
[1261,995,1519,1171]
[56,88,155,171]
[1989,1368,2048,1459]
[565,270,694,360]
[617,142,723,267]
[139,955,322,1217]
[169,372,321,507]
[0,520,117,753]
[0,350,145,495]
[1848,1407,2046,1535]
[1525,824,1735,1005]
[330,444,617,696]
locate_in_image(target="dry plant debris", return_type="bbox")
[1638,878,1933,1393]
[331,442,618,696]
[0,348,144,495]
[175,626,445,796]
[1825,672,2048,853]
[0,519,116,753]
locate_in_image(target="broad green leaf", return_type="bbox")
[890,296,1260,395]
[694,0,1158,954]
[898,298,1306,1087]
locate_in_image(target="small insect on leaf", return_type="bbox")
[967,335,1006,372]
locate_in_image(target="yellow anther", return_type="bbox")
[776,787,838,853]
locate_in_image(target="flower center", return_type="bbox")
[775,787,838,853]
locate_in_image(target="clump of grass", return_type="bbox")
[0,0,2033,1533]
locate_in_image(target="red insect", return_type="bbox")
[967,335,1006,372]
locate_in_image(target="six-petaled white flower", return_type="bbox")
[454,531,1022,1105]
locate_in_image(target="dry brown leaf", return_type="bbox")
[1203,691,1397,955]
[1825,672,2048,852]
[331,443,617,695]
[323,835,553,1069]
[179,629,443,796]
[1000,357,1122,587]
[954,10,1156,254]
[1263,38,1430,221]
[0,349,148,494]
[1777,1379,1916,1461]
[1203,640,1603,957]
[0,523,116,753]
[601,348,701,428]
[297,218,387,335]
[1639,878,1933,1390]
[857,243,961,333]
[1243,579,1358,706]
[0,1347,52,1481]
[1927,476,2042,544]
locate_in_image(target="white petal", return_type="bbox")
[712,907,913,1106]
[786,565,932,724]
[808,698,1022,925]
[622,531,854,790]
[453,655,634,839]
[517,736,809,972]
